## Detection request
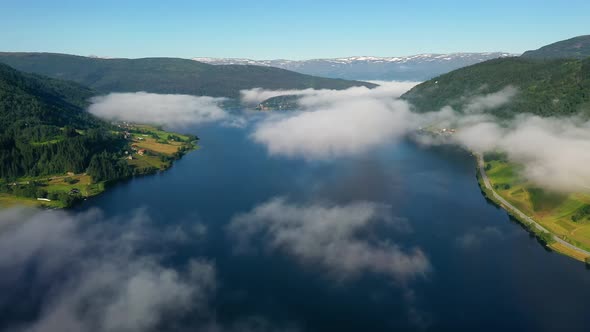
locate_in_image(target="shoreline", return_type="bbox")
[474,153,590,263]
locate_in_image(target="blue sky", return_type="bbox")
[1,0,588,59]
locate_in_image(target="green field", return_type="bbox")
[484,156,590,256]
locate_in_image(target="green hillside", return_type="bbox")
[522,35,590,59]
[256,95,301,111]
[402,36,590,262]
[403,36,590,117]
[402,57,590,117]
[0,63,96,128]
[0,63,129,178]
[0,53,376,99]
[0,64,194,207]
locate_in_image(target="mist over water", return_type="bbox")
[2,122,590,332]
[3,80,590,331]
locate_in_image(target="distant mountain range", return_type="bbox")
[0,53,375,99]
[193,53,514,81]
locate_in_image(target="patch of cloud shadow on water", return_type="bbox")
[311,156,403,203]
[455,226,504,250]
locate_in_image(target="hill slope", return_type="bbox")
[0,64,197,207]
[402,56,590,117]
[0,53,376,99]
[0,63,96,129]
[194,52,513,81]
[0,63,125,180]
[522,35,590,59]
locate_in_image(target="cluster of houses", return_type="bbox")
[114,122,153,160]
[438,128,456,134]
[126,144,147,160]
[122,131,145,140]
[417,127,457,136]
[115,121,133,130]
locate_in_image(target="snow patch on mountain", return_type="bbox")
[191,53,516,81]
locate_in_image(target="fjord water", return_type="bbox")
[76,123,590,332]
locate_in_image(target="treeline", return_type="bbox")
[87,151,132,182]
[0,62,135,185]
[159,143,195,164]
[0,63,200,207]
[0,124,127,180]
[572,205,590,222]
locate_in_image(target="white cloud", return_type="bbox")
[88,92,228,128]
[227,198,430,282]
[252,100,416,159]
[0,208,300,332]
[464,86,518,113]
[249,82,421,159]
[0,208,216,332]
[432,114,590,192]
[247,82,590,192]
[240,81,419,106]
[240,88,315,105]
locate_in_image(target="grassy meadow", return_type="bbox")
[484,156,590,259]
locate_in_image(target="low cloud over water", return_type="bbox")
[88,92,228,128]
[243,83,590,193]
[227,197,430,283]
[0,208,216,332]
[248,82,420,160]
[87,82,590,193]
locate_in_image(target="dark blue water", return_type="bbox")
[67,123,590,332]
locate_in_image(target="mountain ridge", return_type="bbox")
[402,58,590,118]
[0,52,375,99]
[192,52,514,81]
[193,52,514,65]
[522,35,590,59]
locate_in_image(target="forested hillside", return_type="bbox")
[403,36,590,117]
[0,64,194,207]
[0,53,376,99]
[522,35,590,59]
[0,63,119,176]
[402,57,590,117]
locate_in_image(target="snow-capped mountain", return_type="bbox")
[192,53,515,81]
